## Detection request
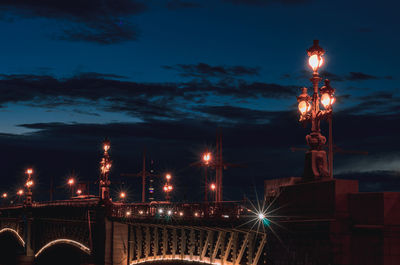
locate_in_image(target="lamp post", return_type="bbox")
[25,168,34,205]
[202,152,212,202]
[210,183,216,202]
[67,178,75,198]
[163,173,173,202]
[297,40,336,180]
[119,191,126,202]
[99,138,112,201]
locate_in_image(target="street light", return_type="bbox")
[99,138,112,200]
[202,151,212,202]
[25,168,34,205]
[2,193,7,199]
[210,183,216,203]
[119,191,126,202]
[67,178,75,198]
[297,40,336,180]
[164,173,173,202]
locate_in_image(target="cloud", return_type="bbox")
[163,63,260,78]
[225,0,311,5]
[0,72,299,121]
[346,72,378,81]
[194,105,286,123]
[0,0,146,44]
[166,0,202,9]
[287,70,393,83]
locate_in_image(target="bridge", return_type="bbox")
[0,199,267,265]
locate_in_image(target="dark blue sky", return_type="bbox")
[0,0,399,201]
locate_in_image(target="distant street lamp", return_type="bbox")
[297,40,336,180]
[202,151,212,202]
[25,168,34,205]
[76,189,82,196]
[99,138,112,200]
[210,183,216,202]
[2,193,7,199]
[163,173,173,202]
[119,191,126,202]
[67,178,75,198]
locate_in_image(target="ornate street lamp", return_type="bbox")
[25,168,34,205]
[99,138,112,200]
[163,173,173,202]
[297,40,336,180]
[202,151,212,202]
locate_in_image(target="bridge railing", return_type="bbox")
[109,201,251,221]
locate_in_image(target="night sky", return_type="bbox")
[0,0,399,202]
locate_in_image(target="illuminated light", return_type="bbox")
[129,257,224,265]
[2,193,7,198]
[139,210,144,215]
[103,144,110,152]
[158,208,164,214]
[163,186,168,192]
[179,211,184,216]
[203,152,212,164]
[258,213,265,220]
[125,211,131,217]
[166,173,172,180]
[17,189,24,196]
[76,189,82,195]
[168,185,173,191]
[25,180,34,188]
[34,239,90,258]
[26,168,33,175]
[120,192,126,199]
[68,178,75,185]
[194,212,199,217]
[320,93,333,109]
[298,101,309,115]
[0,228,25,247]
[167,210,172,216]
[308,54,324,72]
[222,215,229,218]
[210,183,216,191]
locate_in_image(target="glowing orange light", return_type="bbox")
[166,173,171,180]
[125,211,131,217]
[76,189,82,195]
[179,211,184,216]
[203,152,211,164]
[321,93,335,109]
[103,144,110,152]
[17,189,24,196]
[163,185,168,192]
[168,185,173,191]
[120,192,126,199]
[25,180,34,188]
[68,178,75,186]
[194,212,199,217]
[210,183,216,191]
[139,210,144,215]
[26,168,33,175]
[298,101,311,115]
[308,54,324,72]
[2,193,7,198]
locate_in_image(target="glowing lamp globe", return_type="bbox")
[26,168,33,175]
[321,93,335,109]
[298,101,310,115]
[308,54,323,72]
[166,174,171,180]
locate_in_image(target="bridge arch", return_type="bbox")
[35,239,91,258]
[0,227,25,247]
